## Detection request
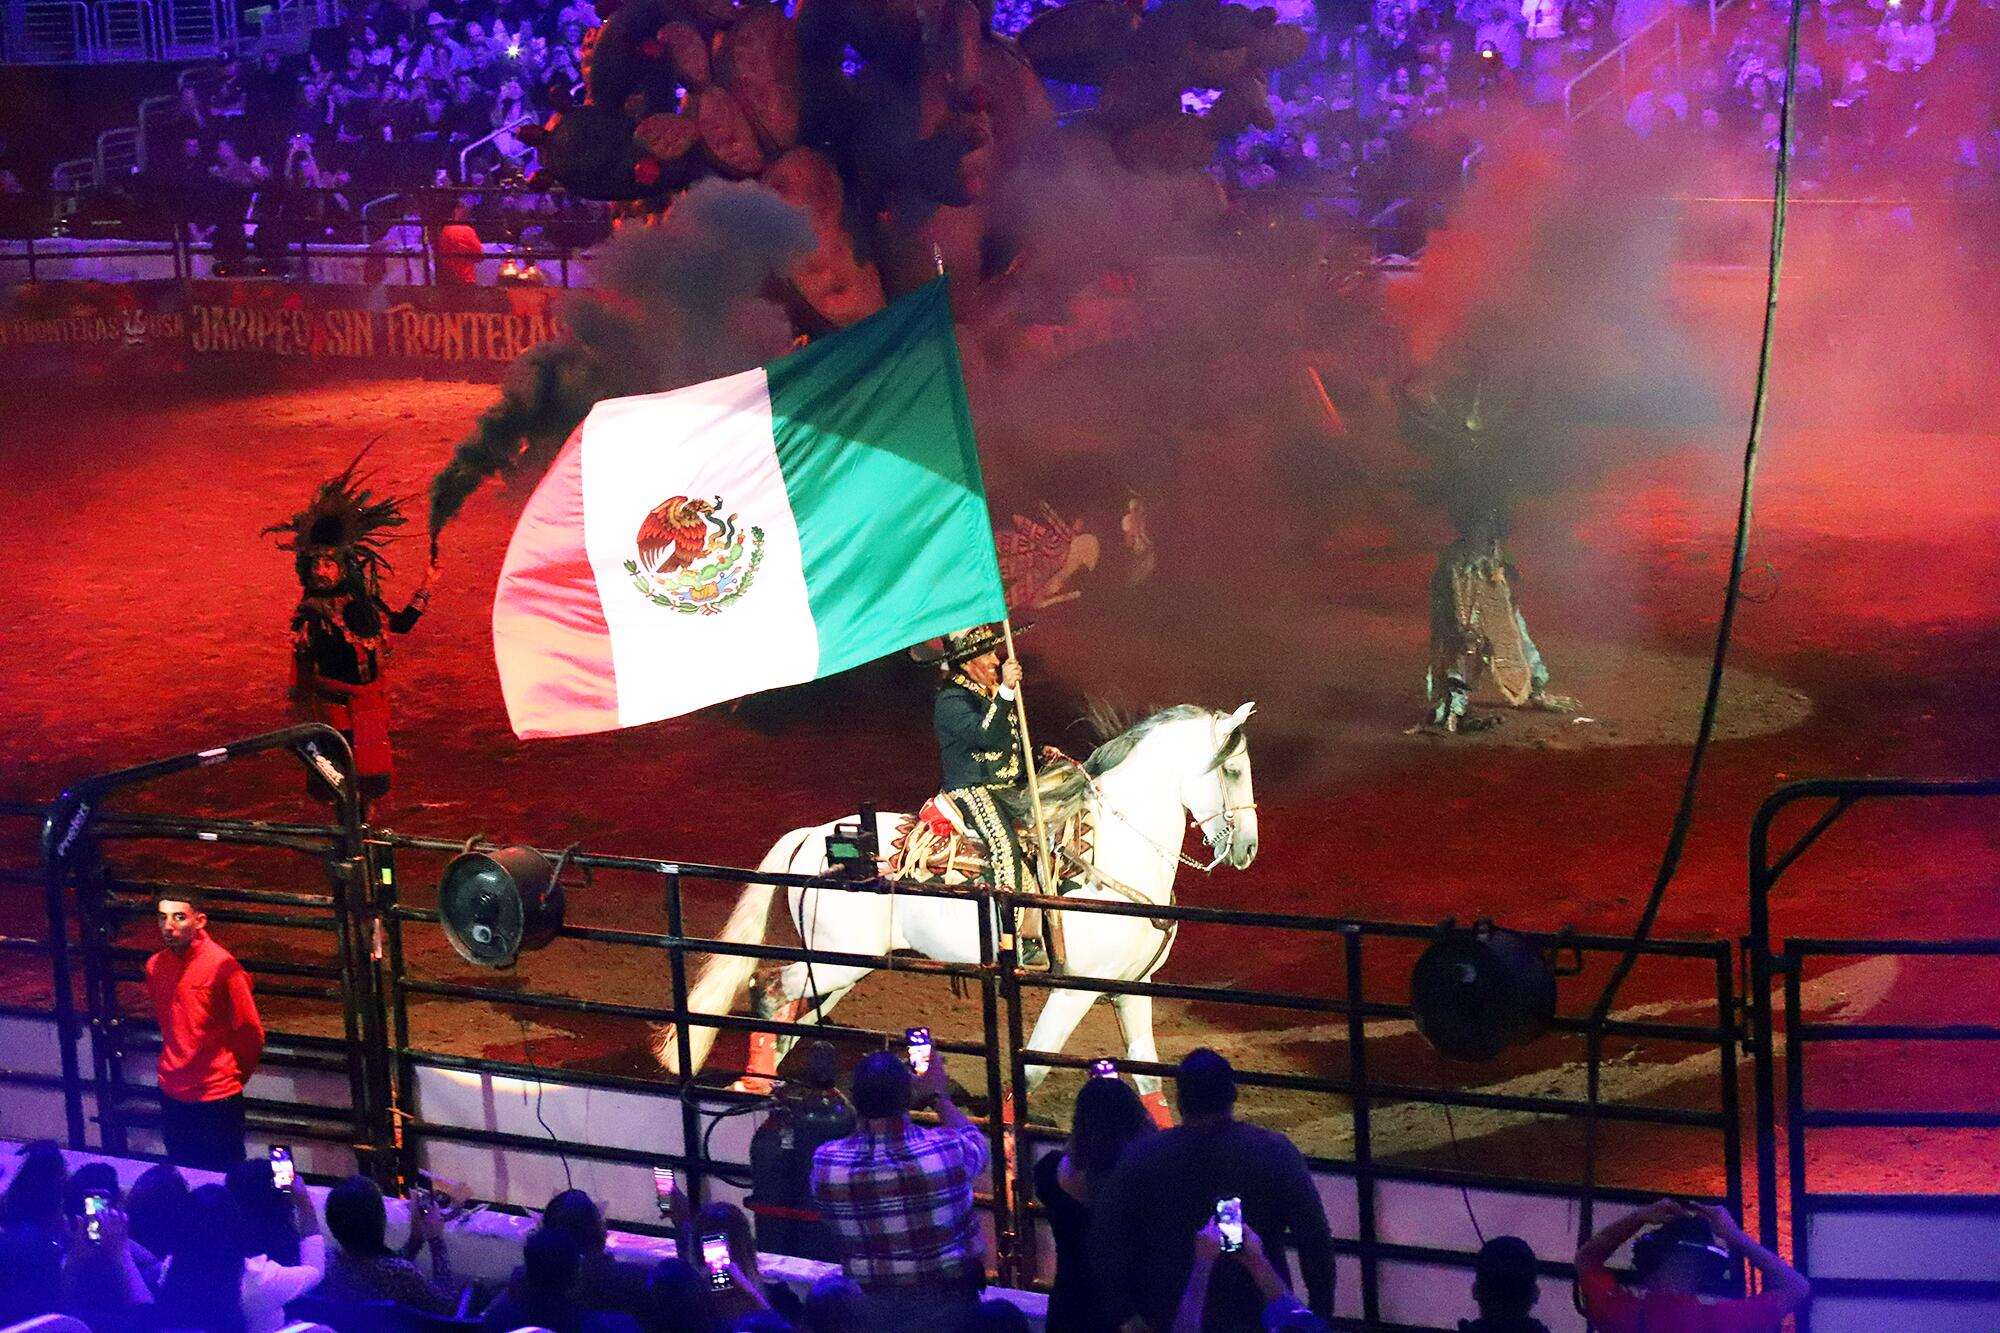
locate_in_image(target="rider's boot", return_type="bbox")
[732,993,799,1094]
[1015,904,1049,970]
[732,1031,779,1095]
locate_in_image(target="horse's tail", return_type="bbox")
[652,826,813,1076]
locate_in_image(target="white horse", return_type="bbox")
[656,703,1258,1122]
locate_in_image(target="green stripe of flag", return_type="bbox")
[766,278,1007,675]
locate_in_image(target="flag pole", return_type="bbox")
[933,244,1053,919]
[1000,617,1053,900]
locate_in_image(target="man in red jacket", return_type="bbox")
[145,892,266,1170]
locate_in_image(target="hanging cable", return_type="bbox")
[1573,0,1808,1245]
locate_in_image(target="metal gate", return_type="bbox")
[1748,778,2000,1333]
[32,725,396,1180]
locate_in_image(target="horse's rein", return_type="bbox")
[1042,750,1252,880]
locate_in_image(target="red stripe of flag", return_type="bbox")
[492,429,622,739]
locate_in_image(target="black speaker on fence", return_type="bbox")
[437,845,565,967]
[1410,919,1557,1062]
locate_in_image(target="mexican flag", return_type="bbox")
[493,279,1006,739]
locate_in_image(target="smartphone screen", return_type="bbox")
[1090,1058,1117,1079]
[83,1191,108,1242]
[653,1166,677,1217]
[700,1232,732,1290]
[905,1027,932,1076]
[1215,1196,1243,1252]
[269,1145,295,1190]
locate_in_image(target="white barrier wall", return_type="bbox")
[1803,1200,2000,1333]
[409,1062,759,1224]
[0,1008,1740,1333]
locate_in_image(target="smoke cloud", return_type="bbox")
[428,180,815,542]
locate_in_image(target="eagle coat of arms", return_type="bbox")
[623,495,765,615]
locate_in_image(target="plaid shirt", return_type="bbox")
[810,1117,990,1288]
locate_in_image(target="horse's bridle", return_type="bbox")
[1191,800,1260,873]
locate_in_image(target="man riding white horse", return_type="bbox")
[657,702,1260,1125]
[912,624,1053,968]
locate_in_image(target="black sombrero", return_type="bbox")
[909,622,1031,666]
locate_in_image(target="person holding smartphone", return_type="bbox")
[58,1170,155,1329]
[1172,1217,1308,1333]
[227,1158,304,1268]
[156,1179,325,1333]
[1574,1199,1810,1333]
[684,1201,800,1325]
[314,1174,462,1313]
[1089,1050,1334,1333]
[62,1161,162,1288]
[810,1045,990,1332]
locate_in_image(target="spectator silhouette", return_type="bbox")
[641,1256,717,1333]
[0,1140,67,1323]
[313,1174,460,1312]
[1460,1235,1550,1333]
[1090,1050,1334,1332]
[799,1273,868,1333]
[125,1163,190,1266]
[540,1187,651,1319]
[485,1223,643,1333]
[483,1226,588,1332]
[1036,1076,1157,1333]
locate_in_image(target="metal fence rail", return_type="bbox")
[4,0,92,62]
[4,0,312,62]
[1747,777,2000,1333]
[90,0,154,59]
[0,728,1757,1329]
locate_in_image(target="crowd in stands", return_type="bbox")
[122,0,606,261]
[1195,0,1998,250]
[1617,0,1997,198]
[145,0,594,195]
[0,1044,1812,1333]
[26,0,1985,272]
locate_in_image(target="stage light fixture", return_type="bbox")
[437,844,565,967]
[1410,918,1558,1062]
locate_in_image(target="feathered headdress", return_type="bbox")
[265,446,412,594]
[1395,359,1543,537]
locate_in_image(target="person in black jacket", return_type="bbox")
[914,623,1048,966]
[1089,1051,1334,1333]
[1036,1076,1158,1333]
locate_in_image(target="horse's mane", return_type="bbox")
[1007,703,1219,827]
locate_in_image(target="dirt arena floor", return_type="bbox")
[3,274,1997,1225]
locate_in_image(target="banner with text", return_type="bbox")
[0,279,566,380]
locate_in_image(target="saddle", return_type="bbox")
[883,793,1094,892]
